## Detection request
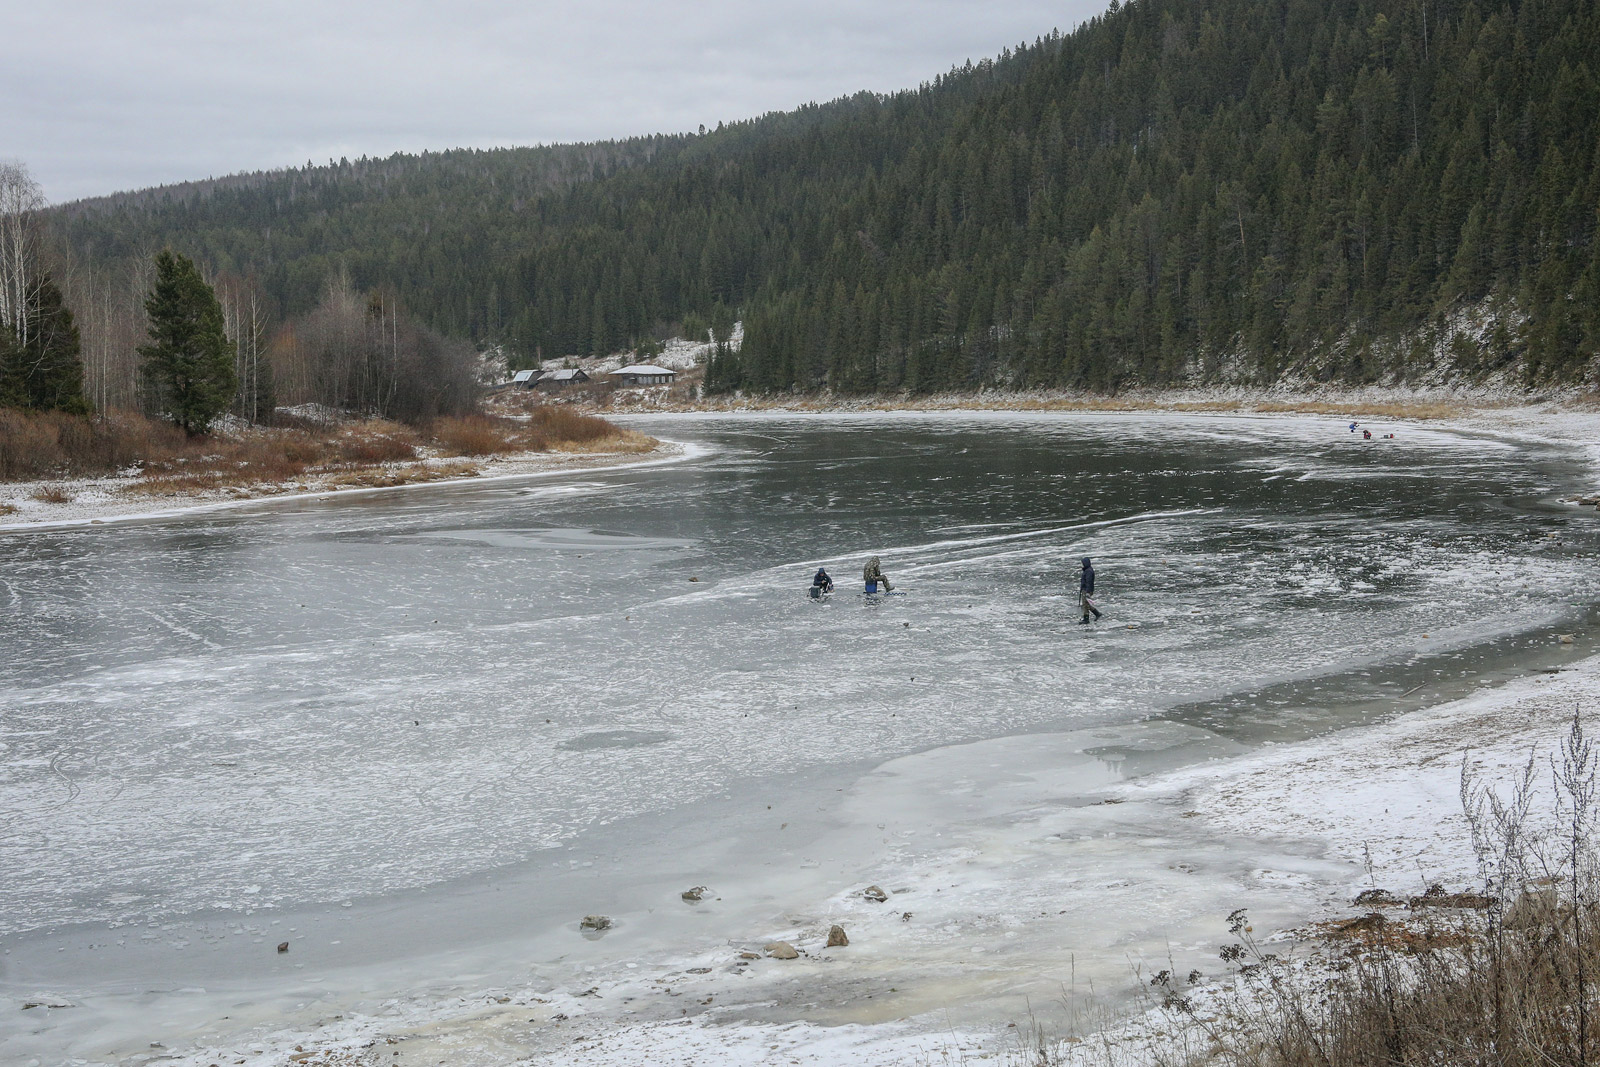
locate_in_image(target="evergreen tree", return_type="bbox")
[0,274,89,414]
[139,250,237,434]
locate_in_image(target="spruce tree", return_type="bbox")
[139,250,237,434]
[0,274,89,414]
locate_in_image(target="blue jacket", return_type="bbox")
[1079,558,1095,594]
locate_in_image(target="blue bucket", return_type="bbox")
[864,581,878,593]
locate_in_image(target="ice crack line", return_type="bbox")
[48,751,82,807]
[134,607,223,651]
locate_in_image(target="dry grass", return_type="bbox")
[431,415,510,456]
[320,460,481,489]
[431,409,652,457]
[332,421,420,464]
[1051,713,1600,1067]
[0,408,188,481]
[1,406,651,503]
[29,484,74,503]
[0,502,16,516]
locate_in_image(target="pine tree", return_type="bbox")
[139,250,237,434]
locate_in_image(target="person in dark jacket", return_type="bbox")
[1079,557,1102,624]
[810,567,834,597]
[863,556,892,593]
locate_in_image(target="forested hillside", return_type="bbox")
[54,0,1600,393]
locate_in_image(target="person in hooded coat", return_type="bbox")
[863,556,892,593]
[810,567,834,597]
[1079,557,1102,624]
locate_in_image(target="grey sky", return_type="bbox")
[3,1,1107,204]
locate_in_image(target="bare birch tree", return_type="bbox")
[0,161,46,346]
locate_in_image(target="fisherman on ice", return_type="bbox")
[1079,557,1102,624]
[863,556,892,593]
[810,567,834,597]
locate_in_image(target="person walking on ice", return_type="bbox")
[863,556,893,593]
[1079,557,1102,624]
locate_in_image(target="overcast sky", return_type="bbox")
[1,0,1110,204]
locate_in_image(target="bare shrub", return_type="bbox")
[428,408,647,456]
[432,415,520,456]
[30,484,73,503]
[321,459,480,489]
[526,405,616,446]
[332,421,419,464]
[268,278,478,425]
[1131,710,1600,1067]
[0,408,189,480]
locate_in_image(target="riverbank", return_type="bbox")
[592,380,1599,421]
[591,386,1600,491]
[0,406,663,531]
[0,438,681,531]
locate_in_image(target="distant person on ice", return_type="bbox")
[810,567,834,597]
[1079,557,1102,624]
[863,556,892,593]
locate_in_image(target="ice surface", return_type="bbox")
[1,411,1596,1062]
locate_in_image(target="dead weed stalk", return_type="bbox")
[1028,710,1600,1066]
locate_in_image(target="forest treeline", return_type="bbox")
[42,0,1600,396]
[2,159,481,427]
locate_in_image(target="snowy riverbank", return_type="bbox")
[0,441,691,532]
[611,388,1600,487]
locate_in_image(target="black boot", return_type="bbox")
[1079,615,1090,625]
[1091,608,1102,620]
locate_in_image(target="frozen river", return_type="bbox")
[2,411,1597,1062]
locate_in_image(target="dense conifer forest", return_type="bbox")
[51,0,1600,394]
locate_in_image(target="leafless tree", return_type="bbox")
[215,272,272,422]
[272,272,477,423]
[0,160,46,345]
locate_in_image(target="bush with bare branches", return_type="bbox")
[1112,712,1600,1067]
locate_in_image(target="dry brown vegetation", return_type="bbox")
[1045,714,1600,1067]
[0,408,187,481]
[440,405,655,456]
[0,406,654,499]
[1235,720,1600,1067]
[29,484,74,504]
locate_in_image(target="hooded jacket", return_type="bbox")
[1080,558,1095,594]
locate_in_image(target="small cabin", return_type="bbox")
[610,364,676,387]
[510,369,539,388]
[536,368,591,391]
